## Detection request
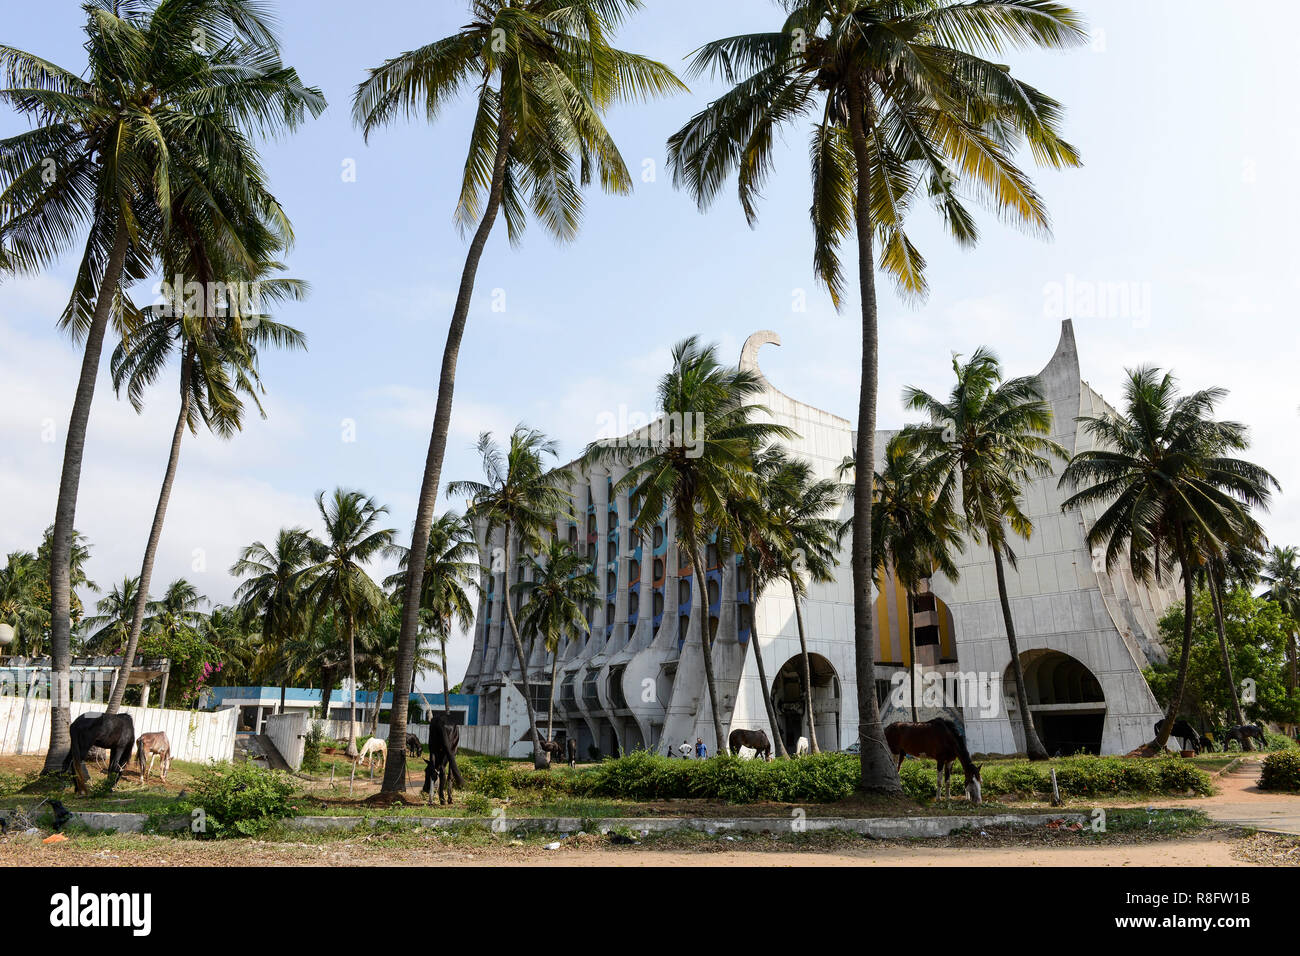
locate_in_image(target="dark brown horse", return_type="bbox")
[1223,723,1266,751]
[566,737,577,769]
[885,718,982,804]
[405,733,422,758]
[64,712,136,794]
[728,728,772,761]
[1154,718,1209,753]
[422,714,463,805]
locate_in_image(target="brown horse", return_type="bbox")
[136,731,172,783]
[885,718,982,804]
[728,728,772,761]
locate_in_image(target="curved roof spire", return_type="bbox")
[739,330,781,388]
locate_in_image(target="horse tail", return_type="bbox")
[137,738,147,775]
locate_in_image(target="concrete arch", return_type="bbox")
[770,652,840,752]
[1003,650,1106,755]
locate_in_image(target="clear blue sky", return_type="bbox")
[3,1,1297,688]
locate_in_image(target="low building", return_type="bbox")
[461,322,1176,758]
[202,686,478,735]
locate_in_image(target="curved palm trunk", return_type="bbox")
[43,226,130,774]
[1154,545,1196,753]
[368,670,386,737]
[743,565,786,758]
[319,666,335,722]
[107,349,195,715]
[1210,571,1246,730]
[381,115,515,793]
[345,610,358,757]
[845,82,902,793]
[993,549,1049,759]
[500,527,549,769]
[440,634,451,713]
[691,542,727,756]
[907,591,918,723]
[788,572,819,753]
[547,650,558,742]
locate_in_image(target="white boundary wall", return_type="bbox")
[0,696,236,764]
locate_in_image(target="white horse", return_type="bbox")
[356,737,387,769]
[795,736,810,756]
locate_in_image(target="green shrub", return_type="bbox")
[472,765,513,799]
[1264,731,1298,752]
[461,793,492,815]
[302,721,325,773]
[900,754,1209,800]
[187,763,297,837]
[579,752,857,804]
[1259,750,1300,792]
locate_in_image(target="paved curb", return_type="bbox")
[70,810,1088,839]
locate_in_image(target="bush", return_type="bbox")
[899,754,1209,800]
[1264,731,1298,752]
[461,793,492,815]
[301,721,325,773]
[471,765,513,800]
[1259,750,1300,792]
[579,751,857,804]
[186,763,297,837]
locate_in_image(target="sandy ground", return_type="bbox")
[3,831,1293,867]
[1147,757,1300,834]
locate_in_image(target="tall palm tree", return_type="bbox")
[515,539,598,741]
[449,427,572,769]
[667,0,1084,792]
[352,0,684,793]
[104,263,307,715]
[230,527,314,714]
[0,551,46,653]
[385,512,480,714]
[1,0,323,772]
[904,349,1065,759]
[862,434,962,722]
[585,337,794,756]
[81,576,142,655]
[1060,368,1278,752]
[760,450,842,753]
[670,0,1086,790]
[302,489,398,757]
[1261,545,1300,690]
[144,578,208,642]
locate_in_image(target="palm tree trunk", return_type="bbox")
[788,572,819,753]
[993,548,1049,759]
[1154,547,1196,753]
[107,348,195,715]
[547,650,558,742]
[844,80,901,794]
[345,610,358,756]
[500,526,549,769]
[1210,571,1246,729]
[907,591,918,723]
[320,666,334,722]
[43,226,130,774]
[742,559,786,758]
[381,114,515,793]
[691,542,727,756]
[440,633,451,713]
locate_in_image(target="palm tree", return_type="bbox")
[1,0,323,772]
[585,337,794,756]
[352,0,684,792]
[385,512,479,714]
[302,489,398,757]
[726,453,790,757]
[230,528,314,714]
[0,552,45,652]
[282,609,346,722]
[1060,368,1278,752]
[81,576,142,655]
[449,427,572,769]
[515,539,598,742]
[862,434,962,722]
[104,262,307,715]
[667,0,1084,791]
[144,578,208,642]
[1261,546,1300,690]
[760,450,842,753]
[904,350,1066,760]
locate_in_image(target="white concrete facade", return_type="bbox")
[462,322,1175,758]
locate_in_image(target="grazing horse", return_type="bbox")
[794,736,810,757]
[63,712,136,794]
[566,737,577,769]
[538,738,564,763]
[728,728,772,761]
[405,733,422,758]
[136,731,172,783]
[885,718,982,804]
[356,737,387,770]
[1224,722,1267,751]
[86,746,110,771]
[423,714,463,805]
[1154,718,1208,754]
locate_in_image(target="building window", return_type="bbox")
[653,558,664,580]
[678,580,691,604]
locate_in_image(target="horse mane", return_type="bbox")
[935,717,975,770]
